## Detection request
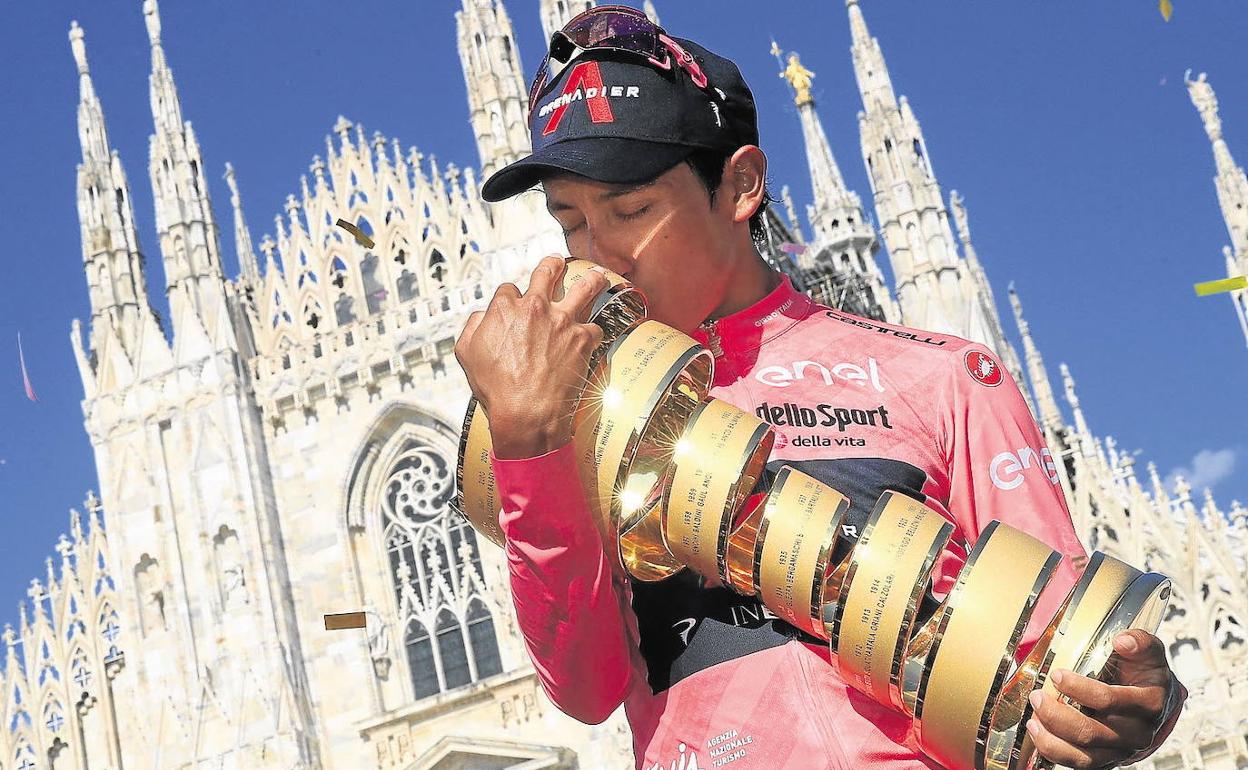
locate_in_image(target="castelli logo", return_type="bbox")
[964,350,1003,387]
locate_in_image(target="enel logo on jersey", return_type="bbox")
[989,446,1059,490]
[753,357,884,392]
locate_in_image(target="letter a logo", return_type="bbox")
[542,61,616,136]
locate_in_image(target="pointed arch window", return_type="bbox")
[428,250,447,288]
[15,742,36,770]
[42,699,65,733]
[330,257,349,289]
[37,642,59,686]
[71,650,92,693]
[1213,607,1246,650]
[380,439,502,700]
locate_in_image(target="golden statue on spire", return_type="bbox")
[780,52,816,107]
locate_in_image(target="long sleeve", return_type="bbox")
[491,440,635,723]
[939,345,1089,649]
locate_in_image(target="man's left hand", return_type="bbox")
[1026,629,1187,769]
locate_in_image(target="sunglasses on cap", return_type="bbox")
[526,5,713,121]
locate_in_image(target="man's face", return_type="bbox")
[542,161,737,334]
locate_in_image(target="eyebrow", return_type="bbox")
[546,178,659,213]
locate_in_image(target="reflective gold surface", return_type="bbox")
[756,467,848,638]
[454,398,503,547]
[553,257,647,342]
[833,492,953,710]
[916,522,1060,770]
[453,259,645,549]
[724,497,766,595]
[1014,566,1171,770]
[663,399,774,582]
[574,320,712,576]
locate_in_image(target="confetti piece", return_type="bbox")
[335,218,374,249]
[17,333,37,402]
[1194,275,1247,296]
[1159,0,1173,22]
[324,611,367,630]
[779,241,807,256]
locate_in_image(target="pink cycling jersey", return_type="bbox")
[491,274,1092,769]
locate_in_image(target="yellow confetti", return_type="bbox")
[335,218,375,249]
[1159,0,1173,22]
[324,611,367,630]
[1193,275,1247,297]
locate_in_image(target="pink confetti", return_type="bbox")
[779,242,807,256]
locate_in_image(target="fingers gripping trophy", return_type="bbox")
[455,259,1171,770]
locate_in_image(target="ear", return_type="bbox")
[722,145,767,226]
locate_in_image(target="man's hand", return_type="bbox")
[1027,629,1187,769]
[454,255,609,459]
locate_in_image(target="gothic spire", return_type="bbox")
[224,163,260,283]
[847,0,898,114]
[1185,70,1248,346]
[774,40,895,321]
[1009,283,1064,434]
[539,0,594,46]
[143,0,233,348]
[456,0,531,181]
[1060,363,1092,447]
[69,20,152,358]
[144,0,183,135]
[847,0,1015,351]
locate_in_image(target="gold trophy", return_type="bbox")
[454,262,1170,770]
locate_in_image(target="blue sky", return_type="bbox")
[0,1,1245,621]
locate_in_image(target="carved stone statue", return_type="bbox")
[215,526,248,610]
[1185,69,1222,139]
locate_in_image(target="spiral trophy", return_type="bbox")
[454,262,1171,770]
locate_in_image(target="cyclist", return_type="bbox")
[455,7,1184,768]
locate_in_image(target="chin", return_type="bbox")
[646,307,702,335]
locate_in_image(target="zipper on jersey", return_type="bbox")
[700,317,724,358]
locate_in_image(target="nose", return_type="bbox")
[584,226,634,277]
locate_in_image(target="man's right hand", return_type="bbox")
[454,255,610,460]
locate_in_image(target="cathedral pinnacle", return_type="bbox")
[224,163,260,283]
[1009,284,1064,434]
[69,21,89,75]
[143,0,162,47]
[71,18,154,361]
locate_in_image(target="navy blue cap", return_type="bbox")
[480,38,759,202]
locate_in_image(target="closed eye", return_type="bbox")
[618,205,650,221]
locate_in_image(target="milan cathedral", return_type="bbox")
[1,1,1243,768]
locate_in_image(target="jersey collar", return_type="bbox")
[691,272,811,361]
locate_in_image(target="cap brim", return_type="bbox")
[479,137,696,202]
